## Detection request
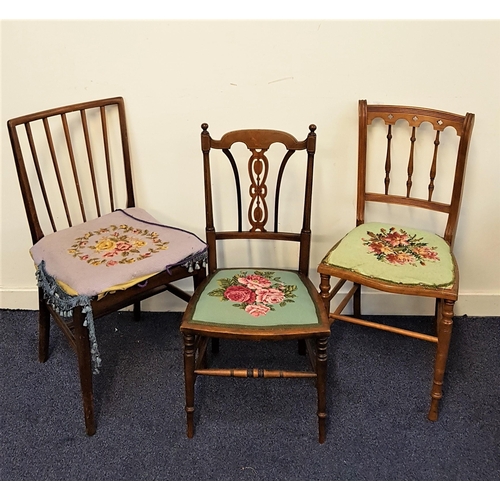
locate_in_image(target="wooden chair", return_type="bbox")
[7,97,207,435]
[318,100,475,421]
[180,124,331,442]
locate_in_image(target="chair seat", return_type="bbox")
[320,222,455,288]
[30,207,207,298]
[188,268,324,330]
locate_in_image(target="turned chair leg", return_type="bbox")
[38,290,50,363]
[428,299,454,421]
[319,273,332,317]
[183,332,196,438]
[73,306,96,436]
[316,336,328,444]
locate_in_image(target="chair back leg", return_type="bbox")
[73,307,96,436]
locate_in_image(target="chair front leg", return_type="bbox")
[38,289,50,363]
[316,336,328,444]
[183,331,196,438]
[353,284,361,318]
[73,306,96,436]
[319,273,332,315]
[428,298,454,421]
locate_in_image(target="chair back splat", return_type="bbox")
[318,100,474,422]
[201,123,317,275]
[8,97,207,435]
[181,123,331,443]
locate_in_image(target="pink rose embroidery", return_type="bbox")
[363,227,440,266]
[245,304,270,317]
[224,285,256,304]
[256,287,285,305]
[209,271,297,317]
[115,241,132,252]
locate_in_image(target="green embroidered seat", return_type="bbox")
[191,269,322,329]
[320,222,454,289]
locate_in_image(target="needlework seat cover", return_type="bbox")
[31,207,207,297]
[320,222,454,288]
[30,207,207,372]
[190,268,322,327]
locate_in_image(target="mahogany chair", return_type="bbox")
[7,97,207,435]
[180,124,331,443]
[318,100,474,421]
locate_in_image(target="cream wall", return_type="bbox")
[1,20,499,315]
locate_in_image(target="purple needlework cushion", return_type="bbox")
[30,207,207,297]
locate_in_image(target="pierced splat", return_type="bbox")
[248,148,269,231]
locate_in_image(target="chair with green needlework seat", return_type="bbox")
[180,124,331,443]
[318,100,474,421]
[7,97,207,435]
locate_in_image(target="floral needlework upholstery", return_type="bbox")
[191,269,321,327]
[321,222,454,288]
[31,207,207,297]
[30,207,207,372]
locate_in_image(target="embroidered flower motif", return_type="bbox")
[68,224,169,266]
[224,285,256,304]
[245,304,271,317]
[208,271,297,317]
[363,227,440,266]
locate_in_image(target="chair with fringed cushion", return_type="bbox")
[318,100,474,422]
[180,124,331,443]
[8,97,207,435]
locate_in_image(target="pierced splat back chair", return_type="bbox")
[180,124,331,443]
[318,100,474,420]
[7,97,207,435]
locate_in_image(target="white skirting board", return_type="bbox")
[1,287,499,317]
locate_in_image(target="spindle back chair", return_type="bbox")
[318,100,474,421]
[8,97,206,435]
[180,124,331,443]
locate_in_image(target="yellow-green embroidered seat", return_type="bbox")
[8,97,206,436]
[181,125,331,443]
[322,222,455,288]
[318,100,474,422]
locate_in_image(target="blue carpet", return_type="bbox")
[1,309,498,480]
